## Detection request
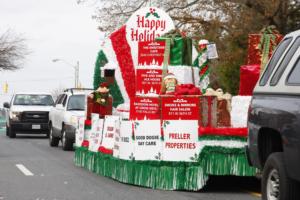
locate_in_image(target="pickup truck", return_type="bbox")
[3,93,54,138]
[247,29,300,200]
[49,88,93,150]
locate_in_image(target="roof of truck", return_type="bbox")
[14,92,53,95]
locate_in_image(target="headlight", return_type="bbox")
[10,111,22,121]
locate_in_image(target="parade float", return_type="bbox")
[74,7,282,190]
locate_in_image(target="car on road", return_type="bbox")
[49,88,93,150]
[246,29,300,200]
[3,93,54,138]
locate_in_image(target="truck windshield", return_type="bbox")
[67,95,85,111]
[13,94,54,106]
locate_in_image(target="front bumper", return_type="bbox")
[10,121,49,133]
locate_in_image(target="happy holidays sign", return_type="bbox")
[126,7,175,67]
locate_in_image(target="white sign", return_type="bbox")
[133,120,162,160]
[163,120,200,162]
[75,117,85,147]
[99,115,120,154]
[126,7,175,67]
[207,43,219,59]
[113,120,135,160]
[89,114,104,152]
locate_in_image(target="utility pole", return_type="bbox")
[52,59,80,88]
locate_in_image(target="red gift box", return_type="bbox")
[247,34,283,65]
[199,96,217,127]
[239,64,260,96]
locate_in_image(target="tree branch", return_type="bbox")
[166,0,201,12]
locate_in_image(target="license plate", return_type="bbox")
[32,125,41,129]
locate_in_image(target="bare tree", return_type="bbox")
[79,0,299,35]
[0,30,28,71]
[51,85,65,101]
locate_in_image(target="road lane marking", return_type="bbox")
[16,164,34,176]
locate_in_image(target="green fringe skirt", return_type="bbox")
[74,145,257,191]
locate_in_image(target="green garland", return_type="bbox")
[93,50,124,107]
[198,135,247,142]
[258,25,279,73]
[199,146,257,176]
[74,140,257,190]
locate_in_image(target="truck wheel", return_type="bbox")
[8,126,16,138]
[49,126,59,147]
[262,152,300,200]
[61,128,73,151]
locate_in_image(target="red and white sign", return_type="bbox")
[89,114,104,152]
[114,121,135,160]
[138,41,165,66]
[163,120,200,162]
[161,97,200,120]
[99,116,120,154]
[75,117,85,147]
[133,120,163,161]
[126,7,175,67]
[130,97,160,120]
[136,69,162,95]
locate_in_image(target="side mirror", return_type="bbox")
[3,102,10,109]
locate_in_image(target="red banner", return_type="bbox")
[136,69,162,95]
[161,97,200,120]
[138,41,165,66]
[130,97,160,120]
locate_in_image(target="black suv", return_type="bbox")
[247,29,300,200]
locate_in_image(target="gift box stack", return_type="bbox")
[240,26,283,96]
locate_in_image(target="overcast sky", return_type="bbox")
[0,0,103,102]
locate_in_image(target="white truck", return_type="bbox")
[3,93,54,138]
[49,88,93,150]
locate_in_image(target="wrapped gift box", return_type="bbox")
[217,99,231,127]
[239,64,260,96]
[231,96,252,128]
[157,31,193,66]
[247,33,283,65]
[199,96,217,127]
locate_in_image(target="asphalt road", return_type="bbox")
[0,130,261,200]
